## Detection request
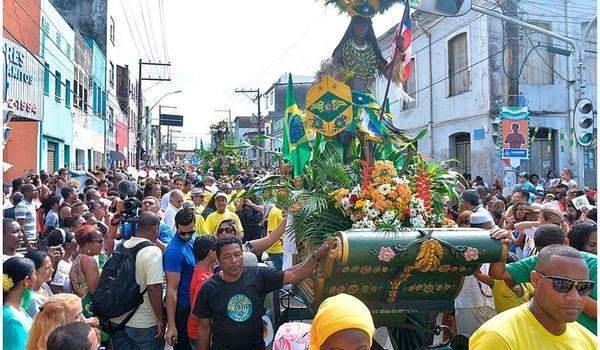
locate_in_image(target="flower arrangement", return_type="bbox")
[331,159,456,229]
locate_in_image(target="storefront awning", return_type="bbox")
[109,150,127,161]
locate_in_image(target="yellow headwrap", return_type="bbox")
[310,293,375,349]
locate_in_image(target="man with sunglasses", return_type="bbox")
[164,190,185,233]
[164,208,198,350]
[471,245,596,349]
[489,224,597,334]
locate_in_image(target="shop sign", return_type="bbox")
[3,38,44,121]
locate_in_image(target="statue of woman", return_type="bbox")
[326,15,406,161]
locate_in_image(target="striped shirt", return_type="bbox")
[15,199,37,239]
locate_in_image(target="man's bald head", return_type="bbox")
[170,189,184,209]
[536,244,584,270]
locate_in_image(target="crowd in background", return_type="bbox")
[2,164,597,350]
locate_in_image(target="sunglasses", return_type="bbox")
[536,271,595,295]
[178,229,195,237]
[216,227,236,235]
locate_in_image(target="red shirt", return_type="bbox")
[188,266,213,340]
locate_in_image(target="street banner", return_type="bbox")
[500,106,529,168]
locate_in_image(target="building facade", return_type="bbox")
[39,0,75,173]
[87,39,107,167]
[3,0,43,179]
[374,0,597,188]
[72,32,95,169]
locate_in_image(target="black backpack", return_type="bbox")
[92,241,153,324]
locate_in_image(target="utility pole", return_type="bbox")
[235,88,262,165]
[502,0,519,107]
[136,59,171,168]
[158,105,177,164]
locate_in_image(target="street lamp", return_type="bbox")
[140,89,182,167]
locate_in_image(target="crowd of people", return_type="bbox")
[2,164,597,350]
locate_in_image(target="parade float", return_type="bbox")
[245,0,505,348]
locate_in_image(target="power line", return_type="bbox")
[118,0,143,59]
[138,0,159,63]
[390,49,505,106]
[524,30,571,83]
[158,0,170,62]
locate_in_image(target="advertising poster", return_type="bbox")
[500,107,530,167]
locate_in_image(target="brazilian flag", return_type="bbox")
[282,74,311,177]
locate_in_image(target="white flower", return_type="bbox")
[410,215,426,228]
[367,208,380,219]
[351,185,361,196]
[382,210,397,222]
[377,184,392,196]
[394,176,409,184]
[341,197,351,210]
[353,218,376,229]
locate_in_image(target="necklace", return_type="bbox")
[351,39,368,51]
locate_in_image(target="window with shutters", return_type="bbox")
[582,21,597,85]
[521,21,554,85]
[65,80,71,107]
[55,71,62,100]
[43,64,50,95]
[448,32,470,96]
[109,62,115,88]
[403,58,417,109]
[73,79,78,108]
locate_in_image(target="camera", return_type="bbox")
[121,197,141,222]
[117,180,141,223]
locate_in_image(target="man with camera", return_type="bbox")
[109,196,174,253]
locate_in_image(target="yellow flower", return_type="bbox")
[3,274,14,292]
[355,200,365,209]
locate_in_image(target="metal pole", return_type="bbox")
[136,59,143,168]
[158,105,162,164]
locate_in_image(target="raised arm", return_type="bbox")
[249,219,286,256]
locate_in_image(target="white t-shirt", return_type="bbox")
[2,253,24,262]
[163,203,179,233]
[454,263,495,309]
[51,258,73,292]
[160,192,170,211]
[110,237,164,328]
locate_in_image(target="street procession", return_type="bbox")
[1,0,598,349]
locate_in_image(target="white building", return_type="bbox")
[374,0,597,188]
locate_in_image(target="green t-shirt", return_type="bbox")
[506,251,597,334]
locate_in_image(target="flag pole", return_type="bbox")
[379,0,409,121]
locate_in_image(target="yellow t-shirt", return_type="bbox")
[194,214,209,235]
[491,280,534,314]
[265,207,284,254]
[205,211,243,235]
[469,303,597,350]
[203,190,213,206]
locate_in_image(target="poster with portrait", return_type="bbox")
[500,107,530,167]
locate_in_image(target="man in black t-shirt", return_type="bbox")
[192,235,333,350]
